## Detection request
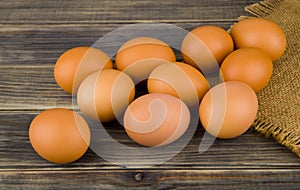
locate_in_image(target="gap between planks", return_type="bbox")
[1,19,239,25]
[2,166,300,173]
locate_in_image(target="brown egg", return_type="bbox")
[124,93,190,147]
[220,47,273,92]
[115,37,176,83]
[230,18,286,61]
[199,81,258,139]
[181,25,234,73]
[29,108,90,164]
[77,69,135,122]
[148,62,209,108]
[54,46,113,94]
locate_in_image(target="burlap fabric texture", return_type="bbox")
[240,0,300,156]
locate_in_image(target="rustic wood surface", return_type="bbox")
[1,0,299,189]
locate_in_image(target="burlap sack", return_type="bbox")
[241,0,300,156]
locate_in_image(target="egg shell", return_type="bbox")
[115,37,176,83]
[181,25,234,73]
[54,46,113,94]
[199,81,258,139]
[148,62,209,108]
[230,18,286,61]
[77,69,135,122]
[29,108,91,164]
[220,47,273,92]
[124,93,190,147]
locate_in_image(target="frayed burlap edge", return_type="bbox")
[245,0,282,17]
[238,0,300,157]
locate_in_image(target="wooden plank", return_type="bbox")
[0,0,258,24]
[1,169,300,189]
[0,21,231,110]
[0,22,237,66]
[1,0,299,188]
[0,1,260,67]
[0,66,72,110]
[0,65,179,110]
[1,113,299,170]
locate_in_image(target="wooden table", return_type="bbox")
[1,0,299,189]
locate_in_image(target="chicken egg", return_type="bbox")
[220,47,273,92]
[54,46,113,94]
[29,108,91,164]
[181,25,234,73]
[148,62,209,108]
[199,81,258,139]
[230,18,286,61]
[115,37,176,83]
[77,69,135,122]
[124,93,190,147]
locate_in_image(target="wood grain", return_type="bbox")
[0,0,256,67]
[2,169,300,189]
[1,113,299,170]
[1,0,299,188]
[0,0,257,24]
[0,66,72,110]
[0,23,235,66]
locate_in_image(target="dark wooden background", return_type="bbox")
[1,0,299,189]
